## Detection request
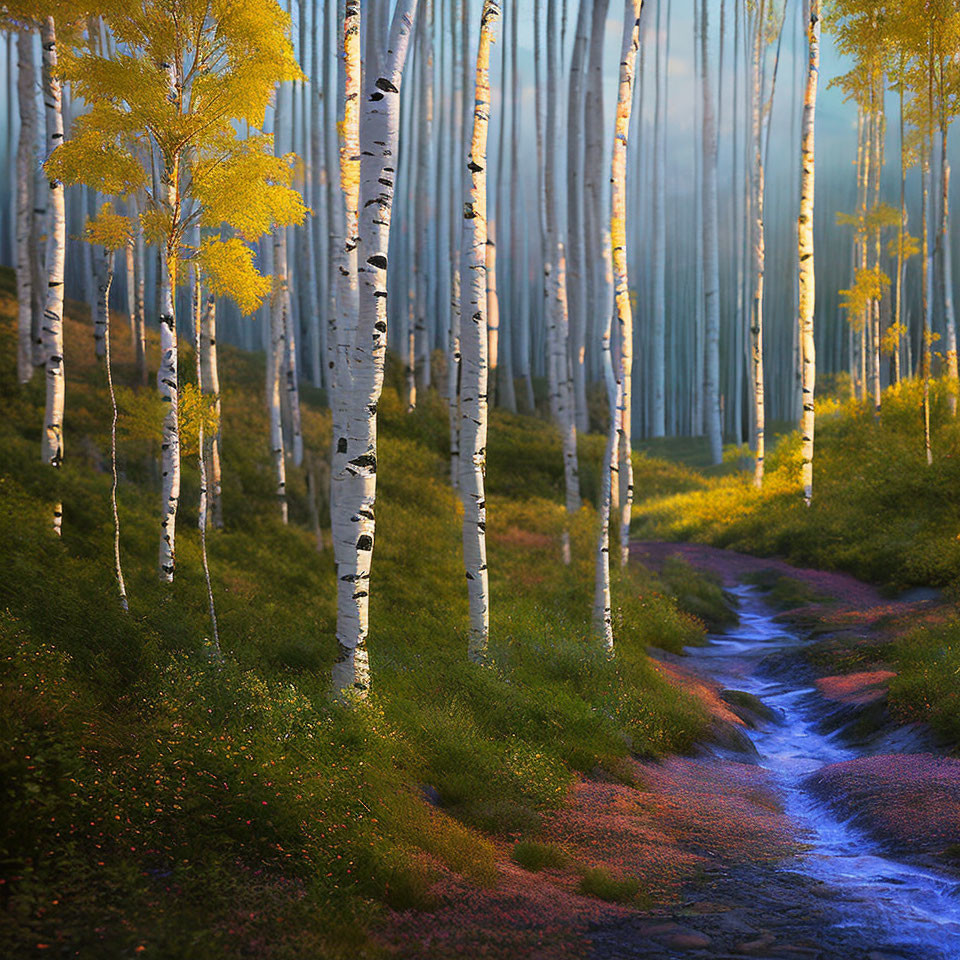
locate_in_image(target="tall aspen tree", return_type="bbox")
[701,0,722,465]
[332,0,419,694]
[596,0,643,641]
[459,0,500,663]
[15,30,35,385]
[798,0,819,505]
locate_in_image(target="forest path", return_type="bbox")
[381,545,960,960]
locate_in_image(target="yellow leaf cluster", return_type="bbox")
[196,237,271,316]
[83,202,131,252]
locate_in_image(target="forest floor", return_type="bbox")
[381,545,960,960]
[4,265,960,959]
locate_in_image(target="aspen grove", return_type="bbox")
[5,1,960,953]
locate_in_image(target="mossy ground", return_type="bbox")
[0,267,713,959]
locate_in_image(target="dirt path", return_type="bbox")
[380,545,956,960]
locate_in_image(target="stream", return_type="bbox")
[692,584,960,959]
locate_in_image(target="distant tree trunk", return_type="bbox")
[460,0,500,663]
[651,0,666,437]
[486,230,500,407]
[333,0,418,694]
[447,0,463,487]
[40,17,66,536]
[922,144,933,466]
[270,228,290,524]
[16,31,36,385]
[567,0,590,435]
[701,0,722,465]
[894,58,906,386]
[201,292,223,529]
[798,0,819,505]
[133,201,147,384]
[940,129,957,416]
[414,0,434,397]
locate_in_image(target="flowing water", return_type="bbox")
[692,584,960,959]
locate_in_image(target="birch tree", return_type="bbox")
[332,0,419,694]
[798,0,819,505]
[49,0,303,577]
[15,29,36,386]
[701,0,722,465]
[596,0,643,645]
[458,0,499,663]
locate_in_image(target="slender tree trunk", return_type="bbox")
[193,277,221,655]
[270,228,290,524]
[40,17,66,536]
[651,0,666,437]
[102,250,128,611]
[922,143,933,466]
[701,0,722,465]
[486,229,500,407]
[612,0,643,576]
[331,0,361,563]
[201,292,223,529]
[16,31,36,385]
[567,0,590,434]
[459,0,500,663]
[894,61,905,386]
[798,0,819,505]
[414,0,434,397]
[749,0,766,488]
[448,0,463,486]
[940,128,957,416]
[333,0,419,694]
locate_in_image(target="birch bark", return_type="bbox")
[459,0,499,663]
[16,31,35,385]
[798,0,819,505]
[749,0,766,489]
[40,17,65,536]
[333,0,419,694]
[201,292,223,529]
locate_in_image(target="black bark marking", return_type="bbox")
[376,77,399,93]
[356,534,373,551]
[367,254,388,270]
[337,437,348,453]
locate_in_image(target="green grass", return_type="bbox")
[510,841,570,872]
[632,383,960,591]
[577,866,641,903]
[0,267,711,958]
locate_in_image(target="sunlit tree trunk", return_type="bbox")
[894,58,906,386]
[701,0,722,465]
[798,0,819,505]
[749,0,765,488]
[201,292,223,529]
[460,0,499,663]
[16,31,36,385]
[40,17,66,536]
[333,0,418,694]
[922,143,933,466]
[486,230,500,407]
[939,129,957,416]
[414,0,434,398]
[612,0,643,578]
[331,0,361,564]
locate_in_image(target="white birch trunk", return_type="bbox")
[40,18,65,536]
[157,55,180,579]
[459,0,499,663]
[798,0,819,505]
[614,0,642,569]
[486,230,500,406]
[749,1,766,489]
[939,129,957,416]
[701,0,722,465]
[651,0,666,438]
[270,227,289,524]
[201,292,223,529]
[16,31,36,385]
[333,0,419,694]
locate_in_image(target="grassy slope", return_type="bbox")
[630,385,960,747]
[0,267,724,959]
